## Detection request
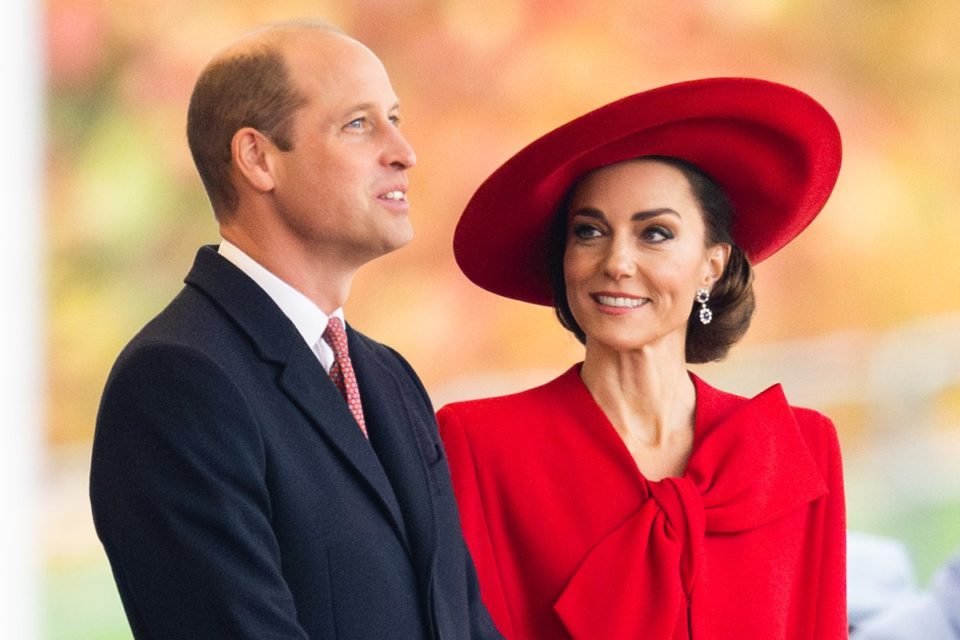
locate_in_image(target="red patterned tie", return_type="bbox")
[322,317,368,437]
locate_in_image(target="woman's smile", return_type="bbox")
[591,293,650,313]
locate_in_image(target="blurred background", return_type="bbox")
[34,0,960,637]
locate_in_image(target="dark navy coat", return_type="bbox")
[91,246,500,640]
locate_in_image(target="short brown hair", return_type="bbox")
[549,156,755,363]
[186,44,307,216]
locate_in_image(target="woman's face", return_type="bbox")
[563,159,729,354]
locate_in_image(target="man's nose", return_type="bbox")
[385,126,416,170]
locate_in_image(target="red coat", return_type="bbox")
[437,364,846,640]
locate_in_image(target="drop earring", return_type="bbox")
[696,288,712,325]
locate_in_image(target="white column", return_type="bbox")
[0,0,42,636]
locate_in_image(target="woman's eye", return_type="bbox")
[643,225,673,242]
[345,117,366,130]
[572,223,602,240]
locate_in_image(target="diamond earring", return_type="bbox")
[696,288,712,325]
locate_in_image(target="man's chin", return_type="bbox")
[384,225,415,253]
[357,228,414,264]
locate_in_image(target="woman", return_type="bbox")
[438,78,846,639]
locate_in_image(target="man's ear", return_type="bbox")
[231,127,277,194]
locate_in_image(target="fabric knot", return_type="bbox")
[648,478,706,596]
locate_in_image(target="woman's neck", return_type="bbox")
[580,339,696,450]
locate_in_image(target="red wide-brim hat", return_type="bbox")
[453,77,842,305]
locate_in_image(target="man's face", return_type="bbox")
[268,33,417,270]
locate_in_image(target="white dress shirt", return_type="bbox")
[218,239,342,373]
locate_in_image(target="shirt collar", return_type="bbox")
[218,239,343,362]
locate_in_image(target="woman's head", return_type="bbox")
[451,78,840,354]
[549,156,755,362]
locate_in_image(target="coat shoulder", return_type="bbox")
[437,366,579,437]
[790,404,841,470]
[696,375,838,441]
[351,328,406,369]
[696,374,841,471]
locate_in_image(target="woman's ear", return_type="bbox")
[231,127,277,194]
[704,242,732,287]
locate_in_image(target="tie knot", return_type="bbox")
[323,317,349,357]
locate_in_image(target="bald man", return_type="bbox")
[90,22,501,640]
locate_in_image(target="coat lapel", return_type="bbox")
[184,246,409,549]
[276,344,409,548]
[348,332,438,583]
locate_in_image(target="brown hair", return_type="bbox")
[549,155,755,363]
[186,41,307,216]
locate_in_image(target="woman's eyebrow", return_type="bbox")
[632,208,680,221]
[569,207,679,221]
[569,207,606,221]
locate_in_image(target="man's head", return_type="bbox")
[187,22,417,269]
[186,22,319,216]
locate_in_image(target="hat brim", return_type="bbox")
[453,77,842,306]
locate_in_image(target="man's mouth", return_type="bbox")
[380,190,407,201]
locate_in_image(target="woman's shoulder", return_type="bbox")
[695,373,841,458]
[437,364,583,430]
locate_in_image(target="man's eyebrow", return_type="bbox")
[340,101,401,114]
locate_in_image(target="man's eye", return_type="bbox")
[345,118,365,129]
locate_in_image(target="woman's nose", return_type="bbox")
[603,241,637,279]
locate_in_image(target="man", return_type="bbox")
[90,22,501,640]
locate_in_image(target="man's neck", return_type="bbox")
[220,226,356,315]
